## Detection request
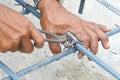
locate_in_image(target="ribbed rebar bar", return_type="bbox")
[15,0,40,19]
[2,27,120,80]
[0,61,21,80]
[2,48,77,80]
[75,41,120,80]
[97,0,120,16]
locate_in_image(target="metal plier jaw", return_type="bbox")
[62,32,81,48]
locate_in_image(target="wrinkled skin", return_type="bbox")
[38,0,110,59]
[0,4,44,53]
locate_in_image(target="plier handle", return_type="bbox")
[39,30,66,43]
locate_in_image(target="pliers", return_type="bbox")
[39,29,75,48]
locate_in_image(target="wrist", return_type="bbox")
[38,0,60,4]
[38,0,61,12]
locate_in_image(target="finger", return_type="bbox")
[77,37,90,59]
[0,42,12,53]
[31,27,44,48]
[85,27,99,54]
[0,49,7,53]
[77,52,84,59]
[70,29,90,59]
[85,28,98,61]
[9,39,19,52]
[89,24,110,49]
[98,24,111,32]
[9,44,19,52]
[77,35,90,59]
[49,42,61,54]
[0,36,11,53]
[94,29,110,49]
[9,46,19,52]
[19,37,34,53]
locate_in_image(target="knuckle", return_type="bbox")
[0,51,7,53]
[92,25,100,30]
[101,34,108,40]
[19,48,34,53]
[12,38,20,44]
[20,31,28,38]
[26,49,33,53]
[9,47,18,52]
[83,36,90,42]
[91,33,98,39]
[10,50,17,53]
[2,42,12,50]
[35,35,44,48]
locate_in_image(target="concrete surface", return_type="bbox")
[0,0,120,80]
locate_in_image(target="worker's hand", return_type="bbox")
[38,0,110,58]
[0,4,44,53]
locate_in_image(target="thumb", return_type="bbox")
[99,25,111,32]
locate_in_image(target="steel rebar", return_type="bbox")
[3,27,120,80]
[0,61,21,80]
[15,0,40,19]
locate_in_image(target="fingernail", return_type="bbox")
[78,54,83,59]
[78,56,82,59]
[106,42,110,49]
[107,27,112,30]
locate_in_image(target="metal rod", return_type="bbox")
[75,41,120,80]
[2,48,77,80]
[0,61,21,80]
[3,27,120,80]
[15,0,40,19]
[97,0,120,16]
[79,0,85,14]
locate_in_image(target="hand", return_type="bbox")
[0,4,44,53]
[38,0,110,58]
